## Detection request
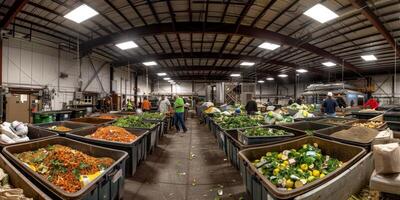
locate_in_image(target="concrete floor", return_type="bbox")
[124,117,247,200]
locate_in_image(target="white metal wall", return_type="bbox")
[153,81,207,96]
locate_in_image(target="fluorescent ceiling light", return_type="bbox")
[361,55,377,61]
[64,4,98,23]
[296,69,308,73]
[163,77,171,80]
[303,4,338,23]
[230,73,241,77]
[266,77,274,81]
[258,42,280,50]
[116,41,138,50]
[322,62,336,67]
[257,80,265,83]
[278,74,288,78]
[157,72,167,76]
[240,62,255,66]
[142,61,157,66]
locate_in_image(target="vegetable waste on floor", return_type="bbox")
[253,143,342,190]
[15,145,114,193]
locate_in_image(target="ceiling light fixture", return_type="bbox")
[296,69,308,73]
[64,4,98,23]
[116,41,138,50]
[322,62,336,67]
[157,73,167,76]
[361,55,377,61]
[240,62,255,66]
[230,73,241,77]
[257,80,265,83]
[266,77,274,81]
[258,42,281,50]
[142,61,157,66]
[278,74,288,78]
[303,4,338,23]
[164,77,171,80]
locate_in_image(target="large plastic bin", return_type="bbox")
[281,121,333,135]
[387,121,400,131]
[34,121,93,136]
[114,123,159,154]
[66,126,148,176]
[383,112,400,122]
[143,117,166,144]
[3,137,128,200]
[238,136,366,199]
[316,117,356,126]
[315,125,377,148]
[0,125,58,149]
[70,117,115,126]
[69,108,86,119]
[293,117,326,122]
[237,126,295,145]
[33,112,56,124]
[225,126,306,171]
[351,111,382,119]
[55,110,72,121]
[0,154,51,199]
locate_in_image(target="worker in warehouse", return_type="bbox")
[321,92,338,117]
[245,96,258,115]
[174,95,187,134]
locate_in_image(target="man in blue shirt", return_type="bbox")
[322,92,338,116]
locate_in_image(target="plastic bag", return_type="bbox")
[373,142,400,174]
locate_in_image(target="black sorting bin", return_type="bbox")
[55,110,72,121]
[351,111,382,119]
[237,126,295,145]
[34,121,93,136]
[384,111,400,122]
[70,117,116,126]
[66,126,148,176]
[3,137,128,200]
[281,121,333,135]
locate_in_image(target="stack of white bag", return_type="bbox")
[0,121,29,144]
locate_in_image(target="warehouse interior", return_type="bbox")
[0,0,398,200]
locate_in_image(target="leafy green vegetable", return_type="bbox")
[141,112,165,120]
[114,116,156,129]
[216,115,263,129]
[242,127,291,137]
[253,143,342,190]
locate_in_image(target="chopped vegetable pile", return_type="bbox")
[87,126,138,143]
[15,145,114,193]
[253,143,342,190]
[48,126,72,132]
[352,121,384,129]
[114,116,155,129]
[217,115,262,129]
[242,127,291,137]
[141,112,165,120]
[97,115,118,120]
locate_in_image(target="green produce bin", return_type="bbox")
[237,127,295,145]
[238,136,366,200]
[3,137,128,200]
[0,154,51,200]
[66,126,148,176]
[33,112,56,124]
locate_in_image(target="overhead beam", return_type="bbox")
[350,0,400,57]
[0,0,28,29]
[80,22,360,73]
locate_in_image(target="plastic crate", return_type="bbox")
[34,121,93,136]
[65,126,148,176]
[3,137,128,200]
[0,125,58,149]
[238,136,366,199]
[281,121,333,135]
[225,126,306,171]
[0,154,51,199]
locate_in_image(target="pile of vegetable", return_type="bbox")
[288,103,316,113]
[217,115,262,129]
[0,121,29,144]
[87,126,138,143]
[242,127,291,137]
[264,111,294,124]
[97,115,118,120]
[15,145,114,193]
[49,126,72,132]
[141,112,165,120]
[253,143,342,190]
[293,110,315,119]
[352,121,384,129]
[0,167,32,199]
[114,116,155,129]
[203,107,221,114]
[322,118,354,125]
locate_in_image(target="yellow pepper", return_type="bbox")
[312,170,320,177]
[300,164,308,171]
